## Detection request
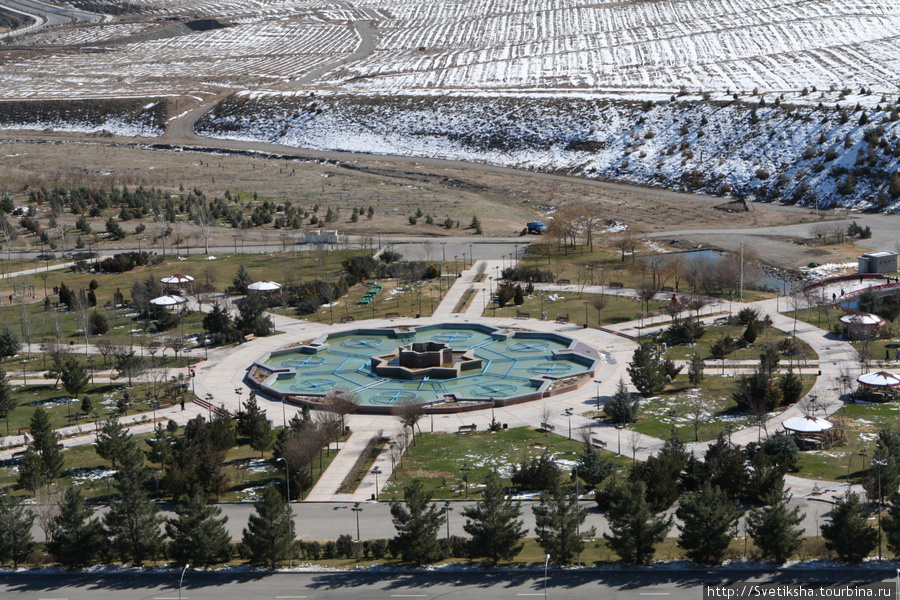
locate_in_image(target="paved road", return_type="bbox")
[0,0,100,34]
[0,568,895,600]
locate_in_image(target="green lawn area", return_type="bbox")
[795,401,900,484]
[304,276,452,323]
[0,381,182,438]
[626,375,816,443]
[0,426,342,503]
[662,325,818,362]
[483,292,665,326]
[382,427,621,501]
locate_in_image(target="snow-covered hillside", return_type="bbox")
[199,92,900,212]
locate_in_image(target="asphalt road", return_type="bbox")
[0,568,895,600]
[0,0,99,29]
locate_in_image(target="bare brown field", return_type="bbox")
[0,132,821,247]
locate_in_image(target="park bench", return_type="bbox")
[458,424,477,433]
[516,311,530,319]
[609,282,624,288]
[540,422,555,432]
[557,278,571,285]
[713,317,729,325]
[158,400,175,409]
[17,427,30,435]
[591,437,608,448]
[243,334,257,342]
[661,286,675,292]
[385,312,400,319]
[555,314,569,323]
[340,316,356,323]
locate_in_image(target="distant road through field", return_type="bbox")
[0,0,100,32]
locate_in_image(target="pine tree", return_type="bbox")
[462,470,527,566]
[0,495,35,568]
[48,487,105,568]
[821,492,878,563]
[103,439,164,565]
[778,369,803,405]
[390,479,445,566]
[687,353,704,387]
[881,490,900,558]
[166,488,232,567]
[95,415,133,469]
[533,481,595,565]
[248,411,275,458]
[60,354,90,400]
[747,488,804,564]
[604,479,672,565]
[676,481,742,566]
[573,437,613,489]
[604,378,639,424]
[242,485,294,567]
[0,365,15,436]
[232,264,253,294]
[627,343,665,396]
[29,406,64,483]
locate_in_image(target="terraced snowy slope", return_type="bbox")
[0,0,898,99]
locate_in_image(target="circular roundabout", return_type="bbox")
[249,323,601,412]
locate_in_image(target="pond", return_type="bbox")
[641,250,783,291]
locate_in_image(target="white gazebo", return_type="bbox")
[160,274,195,285]
[840,312,885,340]
[247,281,282,292]
[150,295,188,307]
[782,416,835,449]
[857,370,900,401]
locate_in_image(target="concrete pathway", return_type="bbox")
[305,431,377,502]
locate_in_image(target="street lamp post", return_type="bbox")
[444,501,453,540]
[204,393,213,421]
[352,502,363,541]
[873,458,887,560]
[178,564,190,600]
[372,466,382,500]
[615,423,624,455]
[87,355,94,384]
[583,301,589,327]
[564,408,573,440]
[594,379,602,411]
[276,457,293,567]
[20,358,27,386]
[544,553,551,600]
[461,463,472,499]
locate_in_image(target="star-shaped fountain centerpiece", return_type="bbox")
[370,341,482,380]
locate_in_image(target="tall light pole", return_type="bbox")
[352,502,363,541]
[204,393,214,421]
[371,466,382,501]
[594,379,602,411]
[583,301,589,327]
[574,464,580,567]
[444,501,453,540]
[461,463,472,499]
[615,423,624,455]
[276,457,293,567]
[20,358,27,386]
[873,458,887,560]
[564,408,573,440]
[179,564,190,600]
[544,553,550,600]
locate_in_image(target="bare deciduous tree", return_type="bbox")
[324,388,360,433]
[392,399,425,446]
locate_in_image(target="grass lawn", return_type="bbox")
[382,427,621,501]
[0,427,343,503]
[307,276,451,323]
[627,375,817,443]
[662,325,818,362]
[795,401,900,484]
[0,381,181,438]
[483,292,665,326]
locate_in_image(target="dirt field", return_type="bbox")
[0,132,823,252]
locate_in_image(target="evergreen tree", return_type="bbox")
[48,487,105,569]
[0,495,35,568]
[236,292,274,337]
[627,343,666,396]
[778,369,803,405]
[604,479,672,565]
[166,487,232,567]
[687,353,705,387]
[703,435,748,500]
[747,488,804,564]
[233,264,253,294]
[60,354,90,400]
[28,406,64,484]
[0,365,16,436]
[676,481,742,566]
[0,327,21,358]
[821,492,878,563]
[881,490,900,558]
[390,479,445,566]
[573,438,613,489]
[17,446,45,492]
[533,481,595,565]
[103,439,164,565]
[242,485,294,567]
[462,470,527,566]
[604,378,639,424]
[95,415,133,469]
[248,411,275,458]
